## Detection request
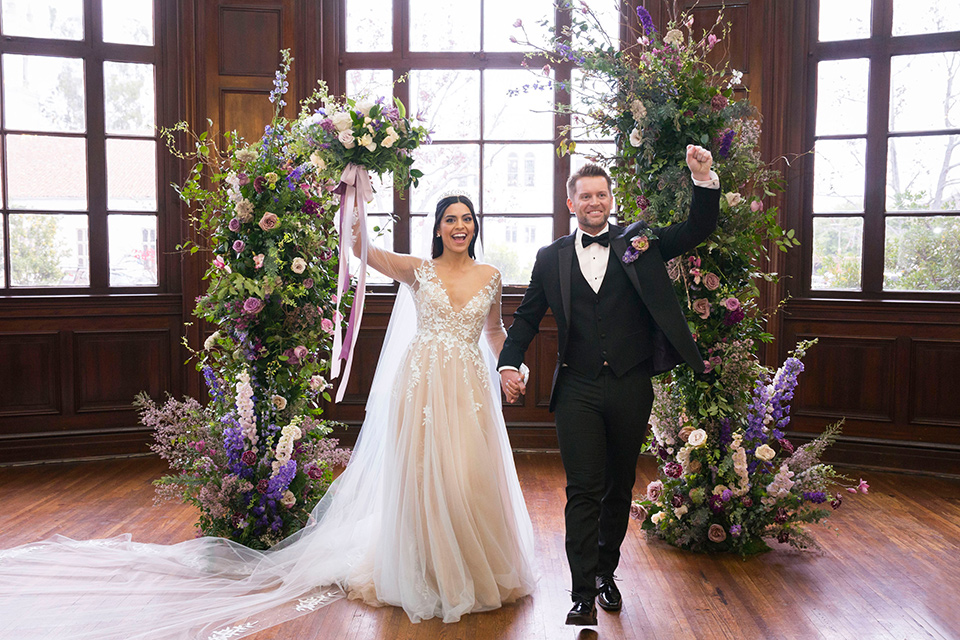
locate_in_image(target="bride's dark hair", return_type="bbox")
[431,194,480,259]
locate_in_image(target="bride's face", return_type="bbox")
[436,203,475,254]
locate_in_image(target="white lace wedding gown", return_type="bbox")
[0,254,536,639]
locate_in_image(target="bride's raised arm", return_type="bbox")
[350,212,422,286]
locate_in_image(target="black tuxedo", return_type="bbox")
[498,185,720,600]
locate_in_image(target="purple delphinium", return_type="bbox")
[266,459,297,499]
[718,129,736,158]
[804,491,828,504]
[636,6,656,35]
[202,365,224,403]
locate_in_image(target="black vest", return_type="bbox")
[565,250,654,378]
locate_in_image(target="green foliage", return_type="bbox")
[8,215,67,285]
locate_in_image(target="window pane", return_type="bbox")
[483,143,553,213]
[818,0,871,41]
[367,172,394,215]
[6,134,87,210]
[1,0,83,40]
[813,138,866,213]
[887,135,960,211]
[409,69,480,140]
[102,0,154,45]
[893,0,960,36]
[573,0,619,50]
[410,215,432,258]
[410,0,480,52]
[410,144,480,214]
[3,54,85,133]
[483,216,552,284]
[890,52,960,133]
[570,143,616,175]
[345,0,392,52]
[345,69,393,101]
[811,217,863,291]
[884,216,960,291]
[106,139,157,211]
[816,59,869,136]
[104,62,156,135]
[484,69,554,140]
[570,69,616,141]
[483,0,553,52]
[9,213,88,286]
[108,214,157,286]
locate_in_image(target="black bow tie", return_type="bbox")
[582,232,610,248]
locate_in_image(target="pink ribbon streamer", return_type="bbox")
[331,163,373,402]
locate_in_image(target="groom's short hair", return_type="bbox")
[567,163,612,200]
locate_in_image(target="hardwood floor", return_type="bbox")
[1,453,958,639]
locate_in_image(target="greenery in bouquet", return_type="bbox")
[514,3,863,553]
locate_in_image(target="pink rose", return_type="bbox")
[258,212,279,231]
[321,318,335,334]
[751,200,764,212]
[692,298,711,319]
[293,345,308,360]
[703,272,721,290]
[708,524,727,543]
[242,297,263,314]
[646,480,664,502]
[724,297,741,312]
[630,503,648,522]
[631,235,650,252]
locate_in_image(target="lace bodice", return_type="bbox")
[412,260,501,345]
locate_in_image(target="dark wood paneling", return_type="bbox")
[219,6,283,76]
[792,334,896,422]
[0,333,61,416]
[910,340,960,428]
[220,89,276,145]
[74,330,171,413]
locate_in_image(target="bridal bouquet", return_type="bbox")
[514,4,859,553]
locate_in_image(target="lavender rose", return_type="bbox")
[708,524,727,543]
[724,297,741,312]
[703,272,721,290]
[692,298,711,319]
[647,480,664,501]
[303,278,314,289]
[630,503,648,522]
[243,297,264,314]
[259,212,279,231]
[232,240,245,253]
[228,218,241,232]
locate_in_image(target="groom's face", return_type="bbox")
[568,176,612,234]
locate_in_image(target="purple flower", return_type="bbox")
[721,489,733,502]
[319,248,334,262]
[740,495,753,508]
[307,465,324,480]
[723,308,745,326]
[708,494,724,513]
[294,345,308,360]
[778,438,795,454]
[241,450,257,466]
[804,491,827,504]
[237,172,250,186]
[711,94,728,112]
[664,462,683,478]
[256,479,270,493]
[302,199,320,216]
[232,239,245,253]
[243,297,264,314]
[636,6,656,35]
[718,129,736,158]
[831,493,843,510]
[254,176,267,193]
[303,278,314,289]
[671,494,684,508]
[774,507,788,524]
[777,529,790,544]
[228,218,241,232]
[729,524,742,537]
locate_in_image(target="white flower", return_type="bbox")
[338,130,356,149]
[309,375,330,391]
[291,257,307,274]
[280,490,296,508]
[271,395,287,411]
[728,69,744,88]
[664,29,684,47]
[355,100,374,116]
[630,99,647,122]
[725,192,743,207]
[381,126,400,148]
[629,127,643,147]
[330,111,353,132]
[358,133,376,152]
[651,511,667,525]
[755,444,776,461]
[235,147,257,163]
[203,331,220,351]
[309,151,325,171]
[225,173,241,188]
[687,428,707,447]
[674,505,688,518]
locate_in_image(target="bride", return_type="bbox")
[0,191,536,639]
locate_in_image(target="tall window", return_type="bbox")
[0,0,160,292]
[808,0,960,296]
[342,0,618,285]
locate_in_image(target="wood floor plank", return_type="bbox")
[1,453,958,639]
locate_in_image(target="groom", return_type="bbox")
[498,145,720,625]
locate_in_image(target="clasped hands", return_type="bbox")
[499,368,526,404]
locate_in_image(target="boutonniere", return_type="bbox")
[622,227,658,264]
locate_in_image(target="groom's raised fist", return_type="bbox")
[686,144,713,182]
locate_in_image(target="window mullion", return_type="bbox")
[85,0,108,291]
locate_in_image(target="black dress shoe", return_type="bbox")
[566,597,598,625]
[597,574,622,612]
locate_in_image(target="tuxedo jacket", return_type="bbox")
[498,185,721,412]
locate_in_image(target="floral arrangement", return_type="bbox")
[514,3,863,553]
[149,51,426,549]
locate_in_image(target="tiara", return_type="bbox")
[440,188,472,200]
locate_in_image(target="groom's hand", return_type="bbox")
[499,369,526,404]
[686,144,713,182]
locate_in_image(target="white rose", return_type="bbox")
[355,100,374,116]
[280,490,296,508]
[651,511,666,525]
[725,192,743,207]
[203,331,220,351]
[358,133,376,152]
[687,429,707,447]
[271,395,287,411]
[338,130,356,149]
[309,151,325,171]
[755,444,776,461]
[629,127,643,147]
[674,505,688,518]
[309,375,329,391]
[291,257,307,274]
[330,111,353,132]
